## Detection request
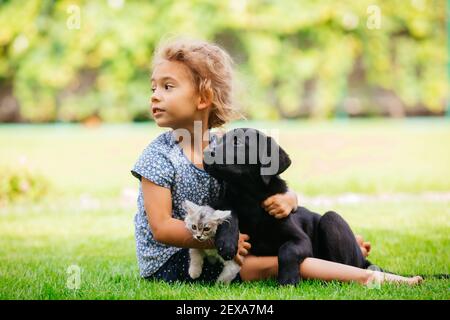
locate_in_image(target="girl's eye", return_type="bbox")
[151,84,173,92]
[192,225,197,230]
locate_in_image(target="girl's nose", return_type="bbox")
[151,91,161,103]
[151,96,159,104]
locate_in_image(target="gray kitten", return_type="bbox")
[182,200,241,284]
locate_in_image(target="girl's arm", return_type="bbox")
[141,177,214,249]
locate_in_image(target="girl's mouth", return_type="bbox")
[152,107,165,116]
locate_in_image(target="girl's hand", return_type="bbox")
[261,190,298,219]
[233,233,251,266]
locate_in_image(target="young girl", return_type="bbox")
[131,38,422,286]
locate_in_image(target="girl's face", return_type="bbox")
[150,60,202,130]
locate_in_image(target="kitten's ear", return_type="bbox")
[213,210,231,223]
[182,200,200,214]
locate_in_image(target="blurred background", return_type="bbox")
[0,0,448,123]
[0,0,449,299]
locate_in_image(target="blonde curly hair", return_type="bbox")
[152,37,244,129]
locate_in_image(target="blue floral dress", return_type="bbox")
[131,129,234,282]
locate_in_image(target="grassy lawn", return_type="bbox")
[0,119,449,299]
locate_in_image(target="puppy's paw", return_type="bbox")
[278,273,300,286]
[189,266,202,279]
[216,240,238,261]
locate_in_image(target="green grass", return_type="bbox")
[0,119,449,299]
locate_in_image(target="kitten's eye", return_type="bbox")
[203,227,210,232]
[192,225,197,230]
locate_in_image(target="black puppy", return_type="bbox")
[203,128,374,285]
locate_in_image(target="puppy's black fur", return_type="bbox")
[204,128,373,285]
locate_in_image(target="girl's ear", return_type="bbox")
[212,210,231,223]
[197,99,211,111]
[197,82,213,111]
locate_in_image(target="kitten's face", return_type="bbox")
[183,200,231,242]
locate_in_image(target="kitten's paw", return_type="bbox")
[216,261,241,284]
[189,266,202,279]
[216,275,233,284]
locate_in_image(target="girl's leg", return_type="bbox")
[240,256,369,284]
[240,256,422,285]
[316,211,370,269]
[299,258,422,285]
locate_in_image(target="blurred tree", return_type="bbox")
[0,0,447,122]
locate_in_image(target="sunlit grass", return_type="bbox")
[0,119,449,299]
[0,198,448,300]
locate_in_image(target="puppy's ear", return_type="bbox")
[259,135,292,185]
[261,174,272,186]
[276,144,292,175]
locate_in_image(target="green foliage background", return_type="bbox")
[0,0,447,122]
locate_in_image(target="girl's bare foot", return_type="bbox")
[364,270,424,287]
[355,235,371,258]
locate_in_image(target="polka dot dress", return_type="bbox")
[131,130,231,282]
[148,248,241,284]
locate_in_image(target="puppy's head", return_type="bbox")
[203,128,291,186]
